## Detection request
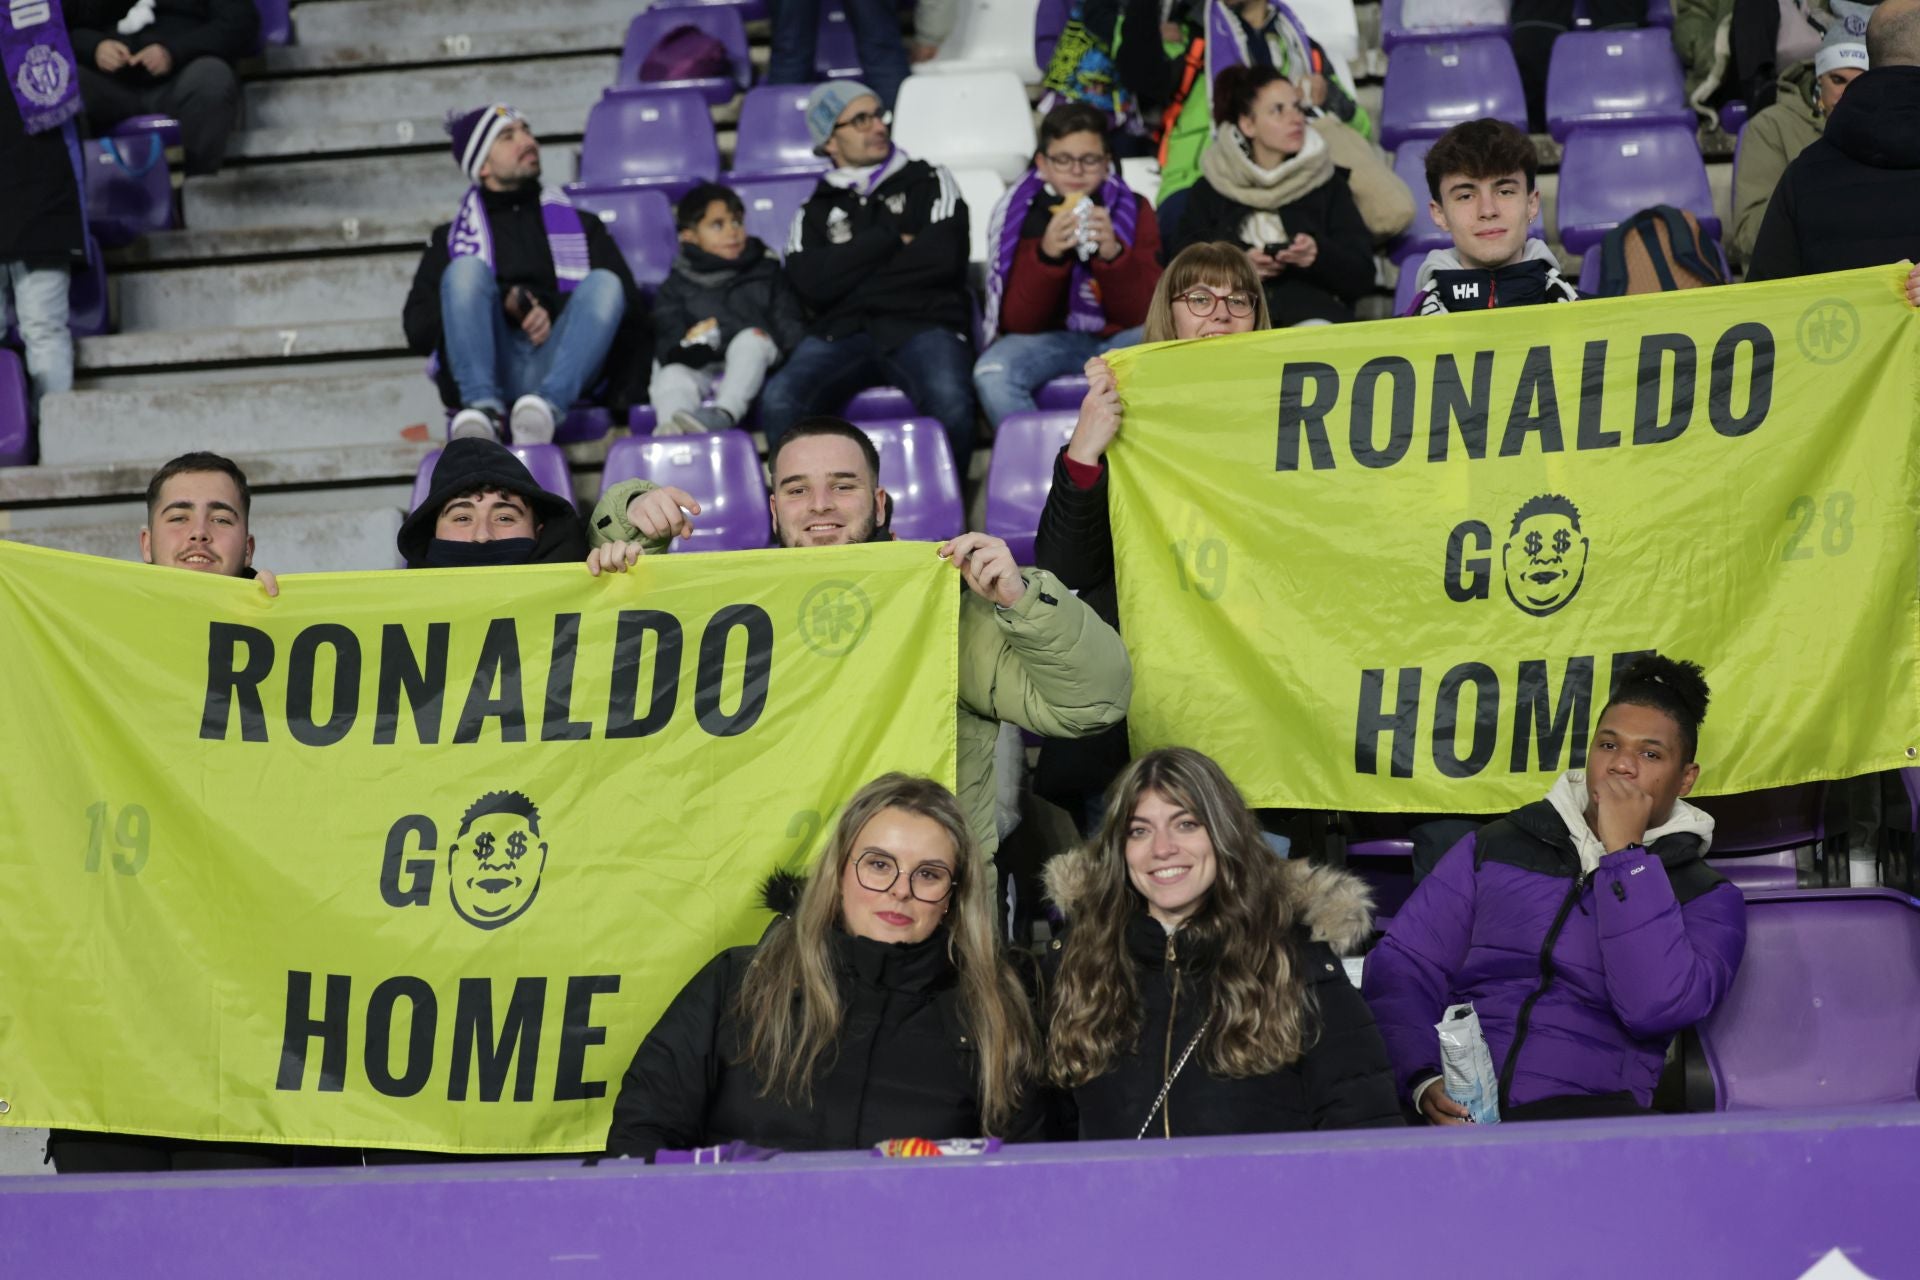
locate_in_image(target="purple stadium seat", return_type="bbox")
[254,0,290,48]
[1394,261,1424,313]
[1380,0,1509,49]
[1347,838,1417,917]
[982,409,1075,562]
[1696,887,1920,1109]
[409,444,574,512]
[842,386,915,420]
[111,114,182,151]
[1693,784,1832,891]
[1035,374,1087,410]
[1379,39,1528,150]
[816,3,862,80]
[1387,137,1546,262]
[601,431,772,551]
[860,418,963,541]
[565,185,679,291]
[628,405,660,434]
[0,349,29,467]
[1036,0,1070,67]
[556,405,615,444]
[654,0,769,25]
[574,90,720,198]
[615,6,752,106]
[1556,124,1720,255]
[1545,30,1693,141]
[731,85,831,181]
[1718,100,1748,135]
[84,134,173,248]
[733,175,817,252]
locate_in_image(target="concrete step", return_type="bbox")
[114,251,417,332]
[77,318,408,372]
[242,54,615,131]
[109,217,441,268]
[260,26,624,74]
[292,0,645,48]
[228,108,588,163]
[39,359,446,467]
[0,441,435,503]
[182,146,579,232]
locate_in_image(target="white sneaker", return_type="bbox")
[510,394,557,443]
[449,406,501,440]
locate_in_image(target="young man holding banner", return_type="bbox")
[586,417,1133,861]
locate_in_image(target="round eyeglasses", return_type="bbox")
[853,852,957,903]
[1178,290,1256,318]
[834,109,892,134]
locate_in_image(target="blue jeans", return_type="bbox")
[765,0,909,108]
[972,326,1144,428]
[440,257,626,413]
[761,327,977,471]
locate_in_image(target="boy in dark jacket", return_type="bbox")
[649,183,805,435]
[65,0,254,175]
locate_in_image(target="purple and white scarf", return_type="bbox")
[448,184,591,294]
[3,0,83,135]
[981,170,1138,347]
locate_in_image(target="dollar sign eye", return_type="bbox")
[473,831,495,859]
[507,831,528,860]
[1525,532,1542,557]
[1554,529,1572,554]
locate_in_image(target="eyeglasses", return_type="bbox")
[853,851,957,903]
[834,109,892,133]
[1042,151,1108,173]
[1178,289,1256,318]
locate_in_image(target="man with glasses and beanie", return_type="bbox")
[758,81,982,472]
[972,102,1163,430]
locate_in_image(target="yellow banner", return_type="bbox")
[0,541,957,1153]
[1107,265,1920,812]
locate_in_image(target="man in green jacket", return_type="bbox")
[1729,31,1867,266]
[584,417,1134,860]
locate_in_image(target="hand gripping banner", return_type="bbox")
[0,542,958,1153]
[1105,265,1920,812]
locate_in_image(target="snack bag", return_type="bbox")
[872,1137,1004,1158]
[1436,1002,1500,1124]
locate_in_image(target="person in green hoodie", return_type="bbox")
[1728,29,1867,266]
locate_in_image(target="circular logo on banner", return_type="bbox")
[17,45,71,109]
[1501,493,1590,617]
[1795,298,1860,365]
[446,791,550,931]
[798,580,872,657]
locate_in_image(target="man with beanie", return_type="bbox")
[758,81,980,472]
[397,436,587,569]
[402,105,643,445]
[64,0,253,175]
[1748,0,1920,280]
[1729,28,1867,265]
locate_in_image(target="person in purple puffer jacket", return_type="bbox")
[1362,655,1747,1123]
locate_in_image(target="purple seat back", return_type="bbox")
[565,185,678,291]
[254,0,290,47]
[861,418,964,541]
[1697,887,1920,1109]
[816,4,862,80]
[409,444,574,512]
[655,0,769,21]
[1577,244,1603,293]
[1380,0,1510,49]
[556,405,615,445]
[601,432,772,551]
[1546,29,1693,141]
[577,90,721,195]
[0,349,29,467]
[1035,0,1070,67]
[617,6,751,104]
[1347,837,1417,917]
[84,135,174,248]
[1394,261,1424,313]
[1035,374,1088,410]
[732,85,831,180]
[1719,99,1748,135]
[733,175,818,253]
[1379,39,1527,150]
[841,385,916,420]
[1387,137,1546,261]
[1556,124,1719,254]
[983,409,1075,562]
[1693,784,1828,856]
[1710,851,1798,890]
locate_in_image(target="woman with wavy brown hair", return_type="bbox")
[605,773,1042,1159]
[1042,747,1402,1138]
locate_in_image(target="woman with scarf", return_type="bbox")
[1170,64,1374,326]
[973,103,1162,430]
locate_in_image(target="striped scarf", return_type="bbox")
[448,185,590,294]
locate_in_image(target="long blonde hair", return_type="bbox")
[1046,748,1313,1086]
[1142,242,1273,342]
[736,774,1038,1132]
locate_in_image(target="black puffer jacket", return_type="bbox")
[1171,169,1375,326]
[651,238,806,366]
[605,923,1044,1159]
[1041,850,1404,1139]
[1746,65,1920,282]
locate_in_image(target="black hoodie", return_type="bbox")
[1746,65,1920,282]
[650,238,806,366]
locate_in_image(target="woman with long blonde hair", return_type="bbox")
[1043,747,1401,1138]
[605,774,1041,1158]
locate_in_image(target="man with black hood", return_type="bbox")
[1747,0,1920,281]
[397,437,587,569]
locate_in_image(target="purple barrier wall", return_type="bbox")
[2,1105,1916,1278]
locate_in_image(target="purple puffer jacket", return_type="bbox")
[1361,800,1747,1112]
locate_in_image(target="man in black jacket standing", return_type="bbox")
[759,81,980,471]
[402,104,643,445]
[65,0,254,175]
[1747,0,1920,281]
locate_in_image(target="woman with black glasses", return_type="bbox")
[604,774,1043,1160]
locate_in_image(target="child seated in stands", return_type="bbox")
[649,182,805,435]
[1404,118,1580,316]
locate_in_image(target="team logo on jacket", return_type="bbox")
[883,193,907,216]
[446,790,551,930]
[16,44,70,108]
[825,207,852,244]
[1501,494,1589,617]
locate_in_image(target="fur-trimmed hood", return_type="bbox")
[760,870,806,917]
[1041,847,1376,956]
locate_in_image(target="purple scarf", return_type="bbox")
[3,0,82,135]
[448,184,591,294]
[981,170,1138,346]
